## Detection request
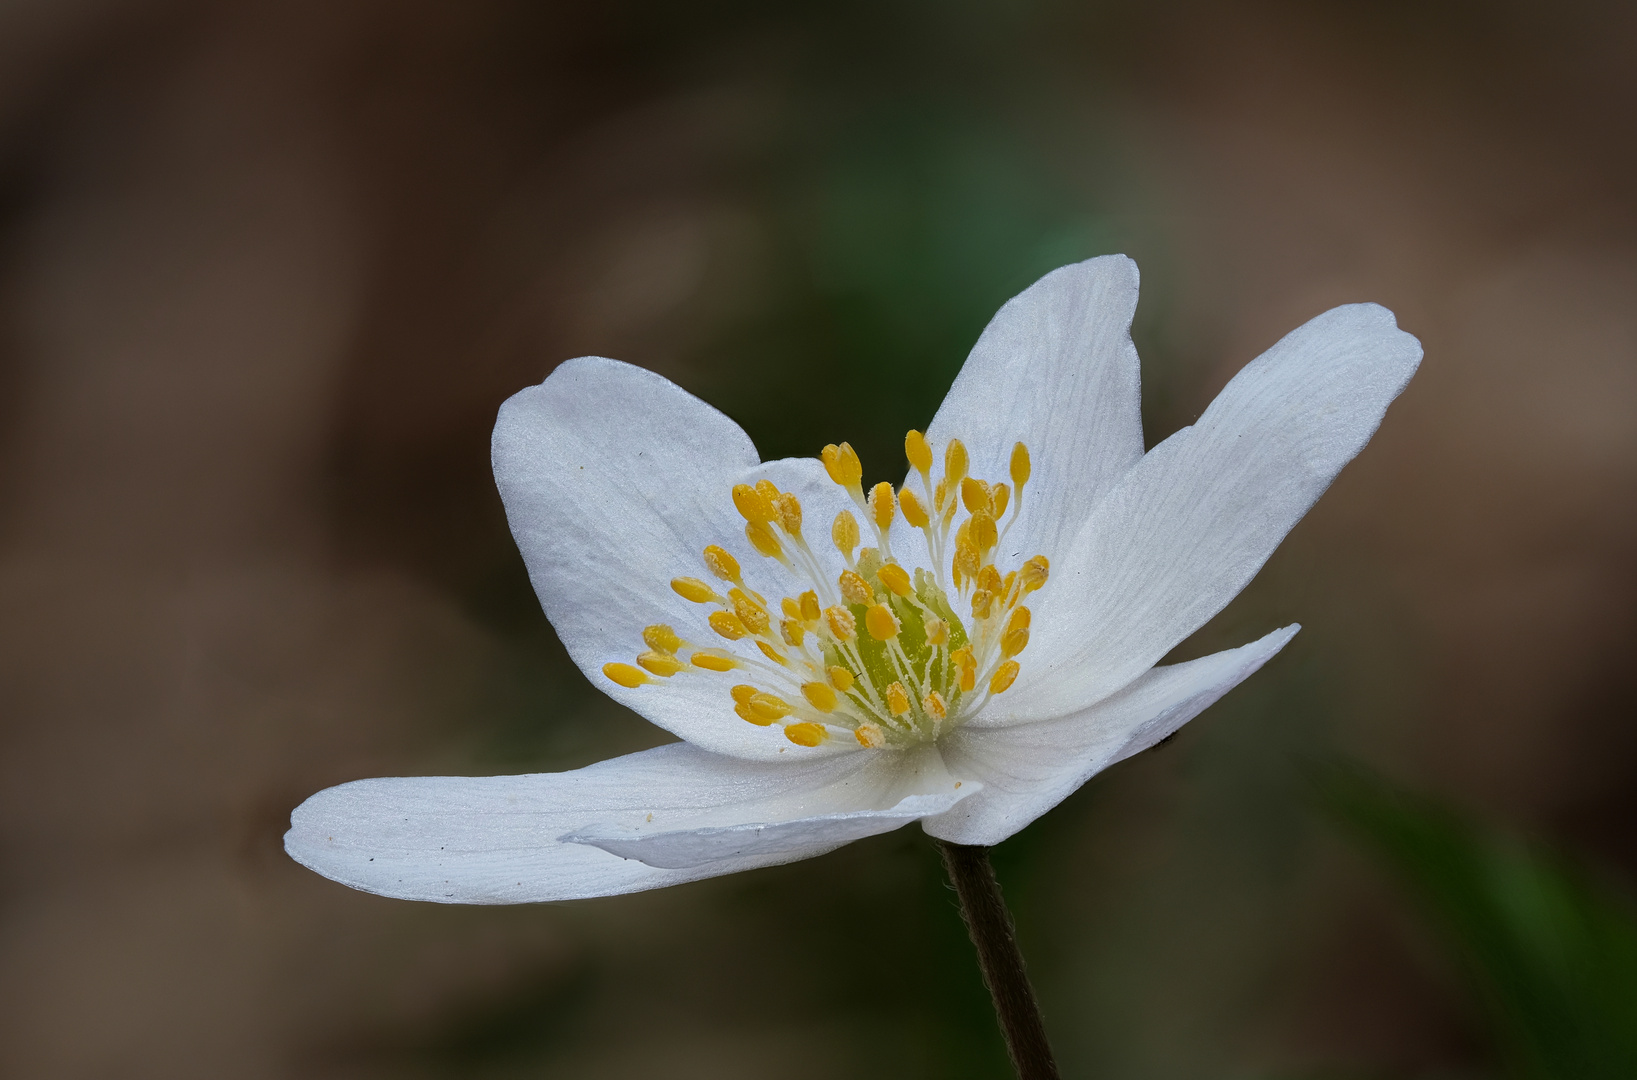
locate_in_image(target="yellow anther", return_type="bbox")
[745,520,784,559]
[1007,606,1032,633]
[945,438,969,483]
[868,482,896,531]
[780,618,806,647]
[1020,554,1050,593]
[643,624,682,653]
[802,682,838,712]
[781,597,802,620]
[839,569,873,605]
[709,610,748,640]
[898,487,929,528]
[961,477,992,515]
[828,665,855,692]
[925,618,950,646]
[933,477,951,513]
[1001,626,1029,658]
[905,430,933,474]
[730,589,770,635]
[757,640,788,665]
[603,662,648,688]
[1010,441,1031,487]
[951,645,976,692]
[799,590,822,622]
[776,492,803,534]
[785,722,828,747]
[969,511,998,552]
[1002,570,1017,601]
[886,682,912,716]
[865,603,900,641]
[755,478,781,507]
[832,510,859,558]
[991,482,1010,519]
[821,442,863,487]
[690,652,737,671]
[825,605,857,640]
[735,702,772,726]
[749,692,793,721]
[923,690,948,720]
[877,563,913,597]
[731,685,758,705]
[989,660,1020,694]
[703,545,741,582]
[971,589,994,620]
[732,483,776,524]
[977,564,1004,595]
[855,722,886,748]
[672,577,718,603]
[637,651,685,677]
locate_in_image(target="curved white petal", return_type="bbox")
[923,625,1298,846]
[922,255,1145,562]
[493,358,857,761]
[1004,303,1420,720]
[285,742,976,903]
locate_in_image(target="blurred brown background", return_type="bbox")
[1,1,1634,1077]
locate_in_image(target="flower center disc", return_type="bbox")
[604,432,1049,749]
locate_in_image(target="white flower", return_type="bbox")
[285,256,1420,903]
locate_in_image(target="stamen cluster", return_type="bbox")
[603,431,1049,748]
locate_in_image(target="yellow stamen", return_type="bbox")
[781,597,802,620]
[832,510,859,558]
[961,477,992,515]
[802,682,838,712]
[702,545,740,582]
[899,487,929,528]
[748,692,793,721]
[925,618,949,646]
[757,640,788,665]
[971,589,993,620]
[951,645,976,692]
[991,482,1010,519]
[732,483,776,524]
[1001,626,1029,658]
[945,438,969,483]
[923,690,948,720]
[755,478,781,509]
[603,662,648,688]
[839,569,873,605]
[905,429,933,475]
[731,589,770,635]
[709,611,748,640]
[1020,554,1050,593]
[821,442,863,487]
[868,482,896,531]
[643,624,682,653]
[825,605,857,640]
[672,577,718,603]
[731,684,758,704]
[745,520,784,558]
[785,722,828,747]
[638,651,685,676]
[691,652,737,671]
[1007,606,1032,632]
[828,666,855,692]
[969,511,998,552]
[989,660,1020,694]
[977,565,1003,595]
[865,603,900,641]
[855,723,886,748]
[1010,441,1030,487]
[777,492,803,534]
[886,682,911,715]
[799,590,821,622]
[736,702,772,726]
[877,563,913,597]
[780,618,806,647]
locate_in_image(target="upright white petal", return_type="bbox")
[923,255,1145,561]
[493,358,856,761]
[1004,303,1420,721]
[286,743,975,903]
[924,625,1298,846]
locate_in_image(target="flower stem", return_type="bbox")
[935,840,1061,1080]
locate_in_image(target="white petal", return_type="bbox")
[492,357,856,761]
[1005,303,1420,720]
[924,625,1298,846]
[285,743,976,903]
[922,256,1145,560]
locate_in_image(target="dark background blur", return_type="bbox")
[2,1,1634,1077]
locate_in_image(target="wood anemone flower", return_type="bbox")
[285,256,1421,903]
